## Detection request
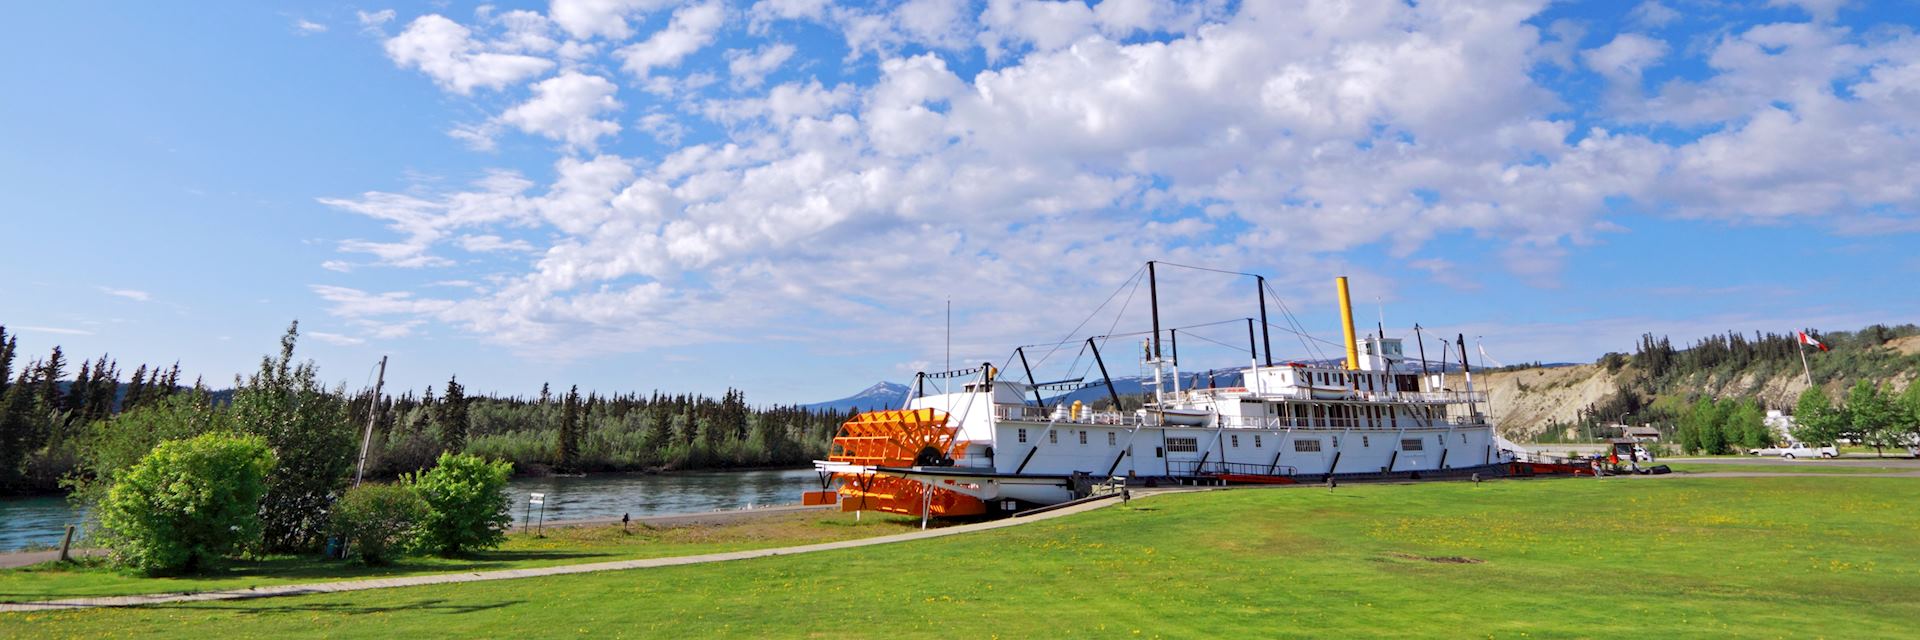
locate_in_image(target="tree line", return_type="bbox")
[0,322,854,499]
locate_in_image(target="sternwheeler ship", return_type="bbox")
[810,262,1566,517]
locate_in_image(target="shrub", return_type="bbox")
[330,483,427,565]
[230,322,357,553]
[405,452,513,556]
[67,390,232,508]
[97,433,276,574]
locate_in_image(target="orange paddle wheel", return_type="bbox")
[829,408,986,517]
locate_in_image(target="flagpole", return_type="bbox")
[1797,334,1814,388]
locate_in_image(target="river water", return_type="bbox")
[0,468,829,553]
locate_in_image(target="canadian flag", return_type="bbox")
[1798,331,1829,352]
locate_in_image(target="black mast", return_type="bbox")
[1147,261,1161,360]
[1170,329,1179,367]
[1413,324,1431,379]
[1088,338,1124,412]
[1246,318,1258,361]
[1015,347,1046,411]
[1256,276,1272,366]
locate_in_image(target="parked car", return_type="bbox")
[1748,443,1838,459]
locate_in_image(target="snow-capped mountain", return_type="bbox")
[803,381,910,412]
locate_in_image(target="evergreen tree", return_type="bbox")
[124,364,149,412]
[558,385,581,471]
[0,371,34,490]
[83,356,119,424]
[439,375,468,454]
[0,326,15,397]
[66,360,93,417]
[36,346,66,411]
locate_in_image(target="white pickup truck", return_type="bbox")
[1748,443,1838,459]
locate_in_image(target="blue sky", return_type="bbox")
[2,0,1917,404]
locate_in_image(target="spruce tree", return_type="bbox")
[558,385,581,471]
[66,360,93,417]
[439,375,468,454]
[36,346,66,411]
[0,370,34,490]
[124,364,149,412]
[0,326,14,396]
[84,356,119,423]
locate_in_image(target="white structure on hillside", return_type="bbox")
[1765,410,1796,442]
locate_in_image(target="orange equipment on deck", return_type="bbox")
[829,408,986,517]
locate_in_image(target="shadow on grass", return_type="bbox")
[150,597,527,616]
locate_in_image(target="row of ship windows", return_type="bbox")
[1296,372,1422,393]
[1015,429,1470,452]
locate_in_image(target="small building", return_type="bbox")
[1608,424,1663,442]
[1623,426,1662,441]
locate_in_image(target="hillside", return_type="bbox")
[1485,333,1920,440]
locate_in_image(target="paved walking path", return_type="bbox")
[0,548,107,569]
[1660,470,1920,478]
[0,494,1130,613]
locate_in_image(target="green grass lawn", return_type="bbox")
[5,476,1918,638]
[1663,462,1912,474]
[0,509,925,601]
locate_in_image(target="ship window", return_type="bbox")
[1166,437,1199,453]
[1402,438,1425,451]
[1049,430,1058,444]
[1362,435,1370,447]
[1079,431,1088,445]
[1460,433,1467,443]
[1437,434,1444,445]
[1230,434,1240,448]
[1294,439,1322,452]
[1108,431,1117,446]
[1018,428,1027,443]
[1254,435,1263,448]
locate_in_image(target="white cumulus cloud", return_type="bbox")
[497,71,625,150]
[384,14,555,94]
[616,1,727,79]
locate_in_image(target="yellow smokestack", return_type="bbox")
[1336,276,1359,370]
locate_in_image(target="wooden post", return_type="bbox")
[354,356,387,487]
[58,524,76,562]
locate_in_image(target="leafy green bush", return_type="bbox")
[330,483,427,565]
[97,433,276,573]
[405,452,513,556]
[66,390,232,508]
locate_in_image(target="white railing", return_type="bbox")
[992,403,1493,430]
[1171,388,1486,405]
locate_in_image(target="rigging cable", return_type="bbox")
[1030,264,1146,369]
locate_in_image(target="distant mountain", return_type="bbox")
[804,381,910,412]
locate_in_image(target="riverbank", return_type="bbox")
[0,504,888,602]
[0,467,831,552]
